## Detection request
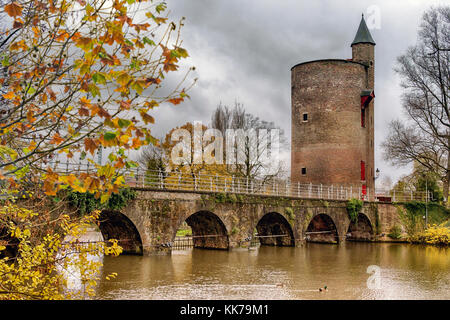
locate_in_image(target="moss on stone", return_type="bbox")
[321,200,329,208]
[285,207,295,221]
[228,194,238,203]
[346,198,363,223]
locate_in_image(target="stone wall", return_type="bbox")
[97,189,402,255]
[291,59,371,188]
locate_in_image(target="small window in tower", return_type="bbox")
[301,168,307,175]
[302,113,308,122]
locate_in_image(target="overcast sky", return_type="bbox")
[148,0,448,187]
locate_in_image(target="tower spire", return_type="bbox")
[351,14,375,46]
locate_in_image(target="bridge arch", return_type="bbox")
[174,210,229,250]
[98,210,143,255]
[346,213,374,241]
[305,213,339,243]
[254,212,295,246]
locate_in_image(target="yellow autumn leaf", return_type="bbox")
[116,72,131,86]
[119,134,130,144]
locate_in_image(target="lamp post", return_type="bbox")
[373,168,380,201]
[420,174,429,230]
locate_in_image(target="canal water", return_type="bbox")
[87,241,450,300]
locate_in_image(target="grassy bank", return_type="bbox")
[176,223,192,237]
[390,201,450,246]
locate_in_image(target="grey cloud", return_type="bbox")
[148,0,443,184]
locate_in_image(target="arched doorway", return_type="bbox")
[98,210,143,255]
[346,213,373,241]
[305,214,339,243]
[254,212,295,246]
[174,211,229,250]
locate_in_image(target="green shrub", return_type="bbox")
[410,224,450,246]
[65,187,136,215]
[214,193,226,203]
[399,201,450,237]
[228,194,237,203]
[346,198,363,223]
[107,188,137,211]
[66,190,99,215]
[285,207,295,220]
[388,225,402,239]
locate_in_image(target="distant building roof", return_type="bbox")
[351,14,376,46]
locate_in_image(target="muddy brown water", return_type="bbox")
[81,240,450,300]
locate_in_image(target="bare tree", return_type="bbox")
[211,101,287,181]
[378,175,393,190]
[382,6,450,202]
[137,142,166,172]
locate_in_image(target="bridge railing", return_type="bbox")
[374,188,430,202]
[43,162,431,202]
[124,169,368,200]
[130,170,432,202]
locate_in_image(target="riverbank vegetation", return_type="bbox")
[65,188,136,216]
[410,223,450,245]
[388,225,403,240]
[391,201,450,246]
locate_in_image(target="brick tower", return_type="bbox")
[291,15,375,198]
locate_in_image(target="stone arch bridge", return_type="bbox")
[96,188,399,255]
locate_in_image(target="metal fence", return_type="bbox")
[374,188,430,202]
[172,236,193,250]
[45,162,431,202]
[126,169,371,200]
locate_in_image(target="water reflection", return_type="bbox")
[56,228,104,297]
[92,242,449,300]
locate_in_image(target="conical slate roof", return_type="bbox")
[351,14,375,46]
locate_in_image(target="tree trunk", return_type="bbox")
[445,145,450,206]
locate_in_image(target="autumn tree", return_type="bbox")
[0,0,193,299]
[138,102,287,190]
[136,122,231,190]
[392,161,444,202]
[161,121,229,177]
[382,6,449,203]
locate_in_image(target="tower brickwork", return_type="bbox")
[291,15,375,198]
